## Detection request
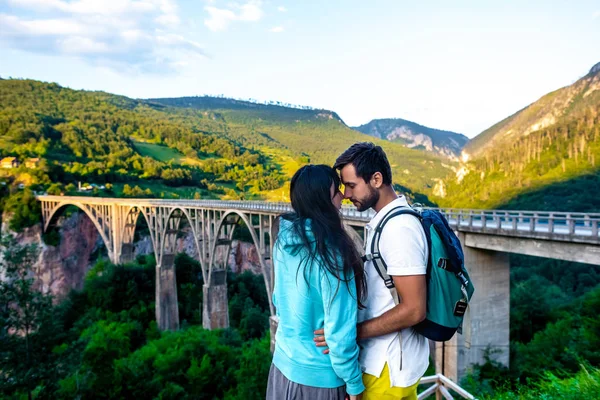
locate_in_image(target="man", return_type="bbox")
[315,142,429,400]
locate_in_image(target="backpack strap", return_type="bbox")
[364,205,422,298]
[361,205,422,371]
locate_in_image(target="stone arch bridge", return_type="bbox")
[37,195,600,382]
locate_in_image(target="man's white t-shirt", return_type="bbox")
[358,196,430,388]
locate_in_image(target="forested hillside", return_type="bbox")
[0,79,449,205]
[464,62,600,157]
[436,63,600,209]
[149,96,449,193]
[0,79,287,200]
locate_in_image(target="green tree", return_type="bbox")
[3,189,42,232]
[225,336,271,400]
[46,183,63,195]
[0,238,57,399]
[64,183,76,193]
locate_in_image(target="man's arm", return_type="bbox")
[314,216,427,350]
[357,215,428,339]
[314,274,426,350]
[356,274,426,340]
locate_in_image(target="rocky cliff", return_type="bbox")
[2,212,102,300]
[354,118,469,159]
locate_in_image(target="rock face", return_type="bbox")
[132,227,262,275]
[229,241,263,275]
[1,212,264,299]
[353,118,469,159]
[2,212,102,300]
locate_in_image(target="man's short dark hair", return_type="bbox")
[334,142,392,185]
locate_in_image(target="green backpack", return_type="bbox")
[364,206,475,345]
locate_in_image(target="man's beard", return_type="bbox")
[355,187,379,212]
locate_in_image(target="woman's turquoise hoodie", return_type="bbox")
[271,218,365,396]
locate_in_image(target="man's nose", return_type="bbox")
[343,188,352,199]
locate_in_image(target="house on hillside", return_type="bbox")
[1,157,19,169]
[25,158,40,169]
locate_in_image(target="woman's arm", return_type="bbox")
[319,271,365,396]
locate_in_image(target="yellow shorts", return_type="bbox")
[362,363,419,400]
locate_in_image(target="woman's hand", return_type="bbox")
[313,328,330,354]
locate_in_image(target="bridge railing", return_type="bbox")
[338,204,600,241]
[418,374,475,399]
[439,208,600,239]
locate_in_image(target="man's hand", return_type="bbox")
[313,329,330,354]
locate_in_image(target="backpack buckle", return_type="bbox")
[437,258,449,270]
[454,300,468,316]
[384,277,395,289]
[456,271,469,287]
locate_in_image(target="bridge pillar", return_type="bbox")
[269,315,279,353]
[202,269,230,330]
[156,254,180,331]
[119,243,135,264]
[436,232,510,382]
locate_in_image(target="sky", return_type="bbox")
[0,0,599,138]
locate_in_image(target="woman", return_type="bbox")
[267,164,367,400]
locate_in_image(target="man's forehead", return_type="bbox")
[340,164,359,184]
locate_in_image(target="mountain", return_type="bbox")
[353,118,469,159]
[0,79,450,203]
[435,62,600,209]
[147,97,451,195]
[464,62,600,158]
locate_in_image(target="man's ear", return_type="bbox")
[371,172,383,189]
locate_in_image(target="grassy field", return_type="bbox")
[131,140,185,164]
[131,139,228,168]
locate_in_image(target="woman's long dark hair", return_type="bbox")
[281,164,367,308]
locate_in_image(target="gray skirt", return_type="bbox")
[266,364,347,400]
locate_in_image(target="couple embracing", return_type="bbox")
[267,142,430,400]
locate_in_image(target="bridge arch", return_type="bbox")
[44,202,113,260]
[115,205,146,264]
[159,207,207,278]
[118,206,141,245]
[208,210,275,316]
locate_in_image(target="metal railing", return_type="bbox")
[439,208,600,243]
[418,374,475,399]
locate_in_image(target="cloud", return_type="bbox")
[0,0,204,73]
[269,26,284,33]
[277,6,286,12]
[594,11,600,19]
[204,1,263,32]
